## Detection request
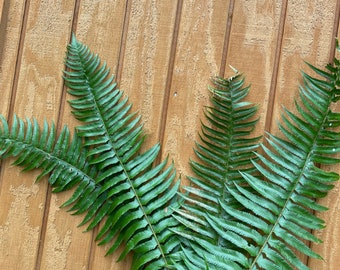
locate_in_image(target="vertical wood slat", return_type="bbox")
[309,7,340,269]
[0,0,25,119]
[0,4,27,265]
[71,1,130,269]
[269,0,338,264]
[0,1,75,269]
[0,0,4,21]
[87,2,179,267]
[162,0,230,179]
[119,0,179,150]
[224,0,284,137]
[0,1,339,269]
[270,0,338,133]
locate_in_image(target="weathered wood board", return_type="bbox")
[0,0,339,269]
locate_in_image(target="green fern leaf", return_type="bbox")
[0,114,100,201]
[198,48,340,269]
[173,73,261,254]
[171,73,263,269]
[63,34,181,269]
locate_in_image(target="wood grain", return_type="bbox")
[309,10,340,269]
[73,1,130,269]
[267,0,338,265]
[0,0,4,22]
[0,0,75,269]
[162,0,230,180]
[119,0,179,150]
[270,0,338,133]
[0,0,26,118]
[224,0,283,137]
[0,0,339,269]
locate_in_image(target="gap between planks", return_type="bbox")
[263,0,288,135]
[34,1,82,269]
[155,0,183,164]
[219,0,235,78]
[0,0,31,199]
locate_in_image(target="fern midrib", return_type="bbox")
[213,85,256,248]
[249,106,332,269]
[217,94,235,247]
[77,45,168,265]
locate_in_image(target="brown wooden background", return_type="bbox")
[0,1,339,269]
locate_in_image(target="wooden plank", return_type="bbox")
[119,0,179,149]
[0,0,26,118]
[75,0,127,74]
[0,0,339,269]
[0,0,4,22]
[0,1,75,269]
[270,0,337,132]
[41,0,130,269]
[162,0,230,180]
[268,0,338,265]
[224,0,283,136]
[308,13,340,269]
[86,0,179,268]
[0,0,35,268]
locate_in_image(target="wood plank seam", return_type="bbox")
[219,0,235,77]
[116,0,132,84]
[328,0,340,63]
[7,0,31,123]
[34,1,82,269]
[0,0,9,63]
[156,0,183,164]
[0,0,4,22]
[263,0,288,134]
[0,0,31,194]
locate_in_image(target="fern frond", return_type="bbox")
[0,114,99,202]
[199,47,340,269]
[63,34,181,269]
[174,73,261,252]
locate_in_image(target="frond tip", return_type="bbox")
[174,73,262,268]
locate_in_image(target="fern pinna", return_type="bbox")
[0,35,339,270]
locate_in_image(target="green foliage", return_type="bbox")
[172,73,262,267]
[0,35,181,269]
[173,42,340,269]
[0,36,339,269]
